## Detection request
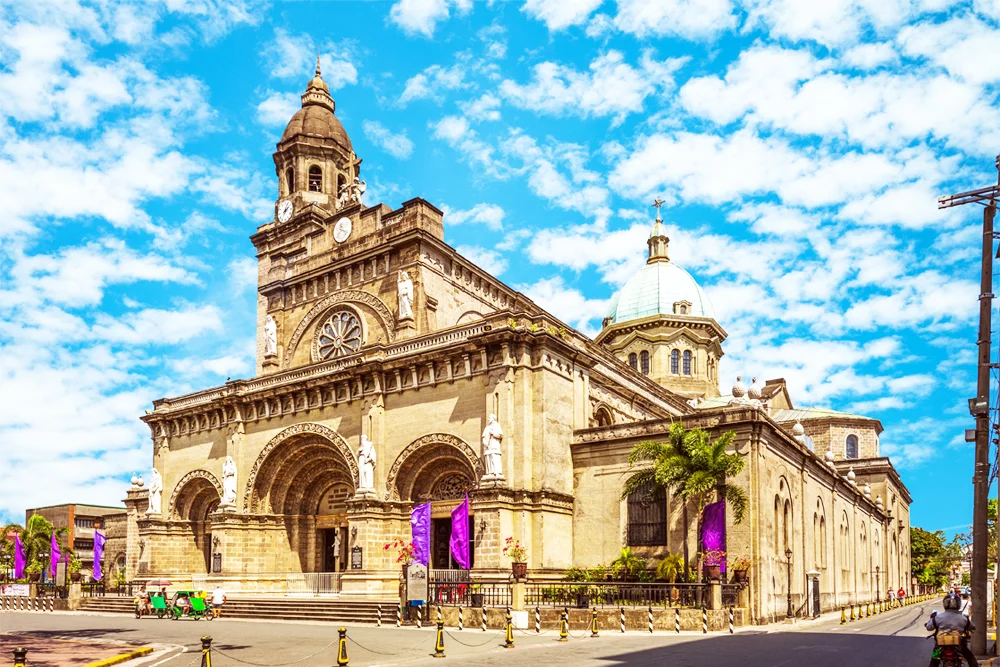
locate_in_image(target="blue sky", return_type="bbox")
[1,0,998,536]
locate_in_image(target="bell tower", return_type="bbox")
[273,57,362,223]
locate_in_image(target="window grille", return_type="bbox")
[670,349,679,374]
[640,350,650,375]
[845,434,859,459]
[682,350,692,375]
[627,483,666,546]
[308,166,322,192]
[628,353,637,370]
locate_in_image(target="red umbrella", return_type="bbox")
[147,579,172,587]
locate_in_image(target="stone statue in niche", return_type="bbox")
[146,468,163,515]
[397,271,414,320]
[357,435,377,496]
[221,456,238,507]
[264,315,277,357]
[481,414,505,482]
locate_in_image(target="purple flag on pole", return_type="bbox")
[410,502,431,567]
[449,494,470,570]
[14,535,25,580]
[50,533,61,578]
[93,532,106,581]
[700,500,727,573]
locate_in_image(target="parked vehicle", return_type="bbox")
[169,590,212,621]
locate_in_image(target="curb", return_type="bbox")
[83,647,154,667]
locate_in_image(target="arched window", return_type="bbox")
[682,350,692,375]
[337,173,346,196]
[640,350,650,375]
[628,353,637,370]
[845,434,859,459]
[670,349,679,374]
[308,165,322,192]
[626,483,666,546]
[595,407,613,427]
[285,168,294,194]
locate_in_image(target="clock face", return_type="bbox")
[277,199,293,223]
[333,217,352,243]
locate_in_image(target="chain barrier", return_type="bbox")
[346,631,433,657]
[444,630,504,648]
[212,638,337,667]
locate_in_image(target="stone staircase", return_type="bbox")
[80,596,394,624]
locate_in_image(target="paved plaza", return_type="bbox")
[0,600,955,667]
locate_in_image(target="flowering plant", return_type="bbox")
[700,549,726,567]
[730,554,754,570]
[502,537,527,562]
[383,539,416,565]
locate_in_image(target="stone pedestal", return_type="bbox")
[341,496,412,598]
[511,581,525,611]
[262,354,279,372]
[709,580,722,610]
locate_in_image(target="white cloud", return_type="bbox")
[613,0,737,40]
[500,50,687,125]
[362,120,415,159]
[456,245,508,276]
[91,305,224,344]
[460,93,501,121]
[442,203,505,230]
[262,29,357,88]
[741,0,922,47]
[898,16,1000,85]
[256,91,299,127]
[399,64,467,105]
[389,0,472,37]
[841,42,898,69]
[522,0,604,31]
[518,276,610,335]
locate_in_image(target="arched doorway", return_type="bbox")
[168,471,222,574]
[246,424,358,573]
[387,434,482,571]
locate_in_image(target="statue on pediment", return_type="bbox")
[264,315,277,357]
[397,271,414,320]
[146,468,163,516]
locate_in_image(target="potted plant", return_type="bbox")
[469,580,484,608]
[610,547,647,582]
[384,539,416,578]
[69,557,83,582]
[730,555,753,583]
[702,549,726,581]
[503,537,528,580]
[25,561,41,582]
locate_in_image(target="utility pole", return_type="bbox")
[938,155,1000,655]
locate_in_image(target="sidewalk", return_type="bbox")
[0,633,152,667]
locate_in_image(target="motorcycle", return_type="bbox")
[929,630,967,667]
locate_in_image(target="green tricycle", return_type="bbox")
[168,591,212,620]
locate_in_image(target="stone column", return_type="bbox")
[122,487,148,582]
[340,497,411,598]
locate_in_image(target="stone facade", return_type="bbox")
[125,64,913,620]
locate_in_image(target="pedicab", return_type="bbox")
[169,590,212,620]
[134,590,168,619]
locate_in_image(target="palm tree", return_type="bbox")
[656,553,684,583]
[621,422,748,575]
[1,522,22,578]
[16,515,69,577]
[610,547,647,581]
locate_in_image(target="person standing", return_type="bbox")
[888,589,897,607]
[898,587,907,605]
[212,585,227,619]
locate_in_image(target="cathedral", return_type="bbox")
[117,62,912,622]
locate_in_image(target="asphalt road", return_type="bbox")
[0,600,949,667]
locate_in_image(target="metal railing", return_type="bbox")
[523,582,707,608]
[429,569,471,583]
[286,572,342,595]
[427,581,511,607]
[722,584,741,607]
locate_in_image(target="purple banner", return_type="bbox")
[449,494,470,570]
[50,533,61,578]
[410,503,431,567]
[700,500,726,573]
[93,532,106,581]
[14,535,25,580]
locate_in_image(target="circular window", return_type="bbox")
[317,310,363,360]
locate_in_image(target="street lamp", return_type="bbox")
[785,547,793,619]
[876,566,881,602]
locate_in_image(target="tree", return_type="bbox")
[911,527,960,589]
[621,423,748,574]
[13,515,69,576]
[610,547,647,581]
[0,522,22,577]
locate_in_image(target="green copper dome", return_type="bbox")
[606,260,716,324]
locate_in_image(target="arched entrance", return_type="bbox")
[246,424,358,573]
[387,434,481,571]
[168,471,222,573]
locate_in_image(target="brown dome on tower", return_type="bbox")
[280,57,352,152]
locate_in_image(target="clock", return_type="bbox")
[277,199,293,223]
[333,217,352,243]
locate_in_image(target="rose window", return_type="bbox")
[317,311,363,360]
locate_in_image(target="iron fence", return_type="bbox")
[285,572,343,595]
[722,584,741,608]
[523,582,707,608]
[427,581,511,607]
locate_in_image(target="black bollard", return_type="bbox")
[12,649,27,667]
[433,620,446,658]
[590,607,599,637]
[558,609,569,642]
[503,608,514,649]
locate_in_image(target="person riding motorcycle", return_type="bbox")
[925,592,978,667]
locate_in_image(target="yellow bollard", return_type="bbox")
[850,604,856,621]
[591,607,600,637]
[433,621,446,659]
[503,608,514,649]
[200,636,213,667]
[840,607,846,625]
[336,627,349,666]
[12,649,27,667]
[558,609,569,642]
